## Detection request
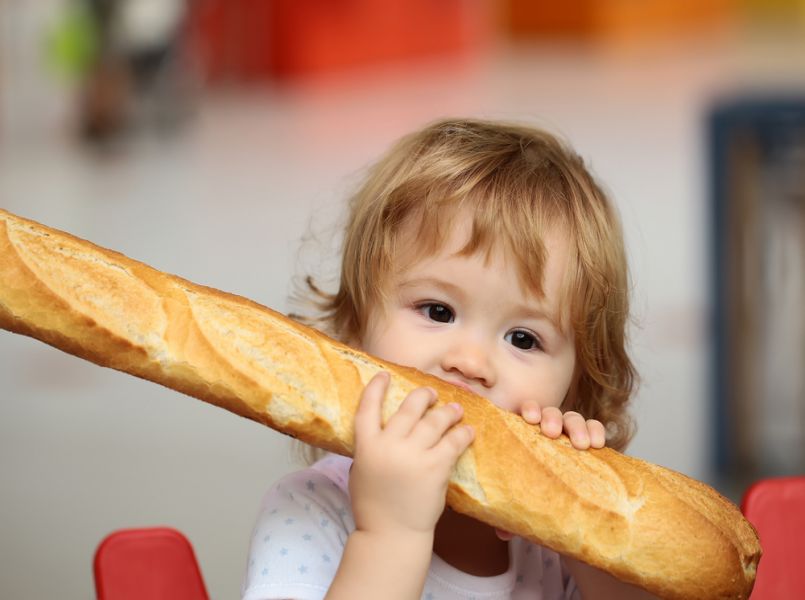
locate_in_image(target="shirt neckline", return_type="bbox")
[427,538,520,595]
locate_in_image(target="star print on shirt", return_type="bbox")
[245,456,580,599]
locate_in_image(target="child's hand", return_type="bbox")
[349,371,475,541]
[494,401,606,542]
[520,400,606,450]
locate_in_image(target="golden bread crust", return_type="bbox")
[0,209,760,598]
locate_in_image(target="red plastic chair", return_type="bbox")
[741,476,805,599]
[93,527,209,600]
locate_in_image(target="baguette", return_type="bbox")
[0,209,759,599]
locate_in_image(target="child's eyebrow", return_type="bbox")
[397,276,466,299]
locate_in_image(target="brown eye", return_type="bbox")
[505,330,542,351]
[420,303,454,323]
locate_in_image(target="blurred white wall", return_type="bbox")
[2,2,804,598]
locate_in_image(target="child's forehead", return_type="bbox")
[389,206,575,316]
[395,215,504,269]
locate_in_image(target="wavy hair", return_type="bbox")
[297,118,636,451]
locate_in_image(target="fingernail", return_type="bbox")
[449,402,463,414]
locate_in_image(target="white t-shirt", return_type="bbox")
[242,454,579,600]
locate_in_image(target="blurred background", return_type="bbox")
[1,0,803,597]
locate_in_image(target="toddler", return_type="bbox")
[242,119,653,599]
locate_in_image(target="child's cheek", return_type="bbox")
[487,392,523,414]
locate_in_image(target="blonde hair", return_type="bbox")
[299,118,636,452]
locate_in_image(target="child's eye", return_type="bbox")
[418,303,454,323]
[505,329,543,351]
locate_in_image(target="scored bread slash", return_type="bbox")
[0,209,761,599]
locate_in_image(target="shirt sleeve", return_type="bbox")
[241,465,355,600]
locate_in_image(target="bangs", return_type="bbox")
[384,167,577,330]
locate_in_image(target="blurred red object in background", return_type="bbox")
[94,527,209,600]
[188,0,489,82]
[741,477,805,599]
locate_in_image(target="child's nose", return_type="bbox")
[440,337,495,387]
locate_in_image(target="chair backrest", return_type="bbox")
[741,476,805,599]
[94,527,209,600]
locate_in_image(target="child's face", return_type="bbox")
[360,212,577,414]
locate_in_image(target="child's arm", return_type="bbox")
[324,372,474,600]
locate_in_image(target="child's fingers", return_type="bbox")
[563,411,591,450]
[587,419,606,448]
[539,406,564,438]
[409,402,464,448]
[495,529,515,541]
[353,371,390,444]
[520,400,541,424]
[433,422,475,463]
[383,386,437,438]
